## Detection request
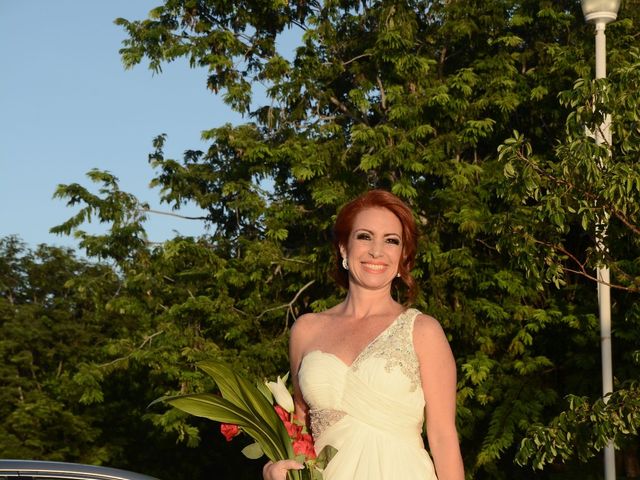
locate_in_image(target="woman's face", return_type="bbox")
[340,207,403,291]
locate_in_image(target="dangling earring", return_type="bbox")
[342,257,349,270]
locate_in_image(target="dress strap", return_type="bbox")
[351,308,422,392]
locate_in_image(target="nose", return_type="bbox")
[369,241,383,258]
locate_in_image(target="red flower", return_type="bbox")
[274,405,302,438]
[273,404,316,460]
[220,423,240,442]
[293,432,317,460]
[274,404,289,423]
[284,419,303,438]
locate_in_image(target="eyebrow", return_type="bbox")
[354,228,401,237]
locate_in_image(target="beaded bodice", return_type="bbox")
[350,309,422,392]
[299,309,425,442]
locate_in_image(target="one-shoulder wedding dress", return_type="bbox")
[298,308,437,480]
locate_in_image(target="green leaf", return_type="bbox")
[242,441,265,459]
[315,444,338,470]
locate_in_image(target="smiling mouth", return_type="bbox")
[362,263,387,271]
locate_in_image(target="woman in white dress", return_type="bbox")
[264,190,464,480]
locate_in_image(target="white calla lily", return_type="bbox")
[265,375,295,413]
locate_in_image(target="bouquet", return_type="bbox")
[154,359,335,480]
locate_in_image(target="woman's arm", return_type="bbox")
[263,314,314,480]
[414,314,464,480]
[289,314,313,424]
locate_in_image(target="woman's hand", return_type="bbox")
[262,459,305,480]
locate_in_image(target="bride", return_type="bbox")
[263,190,464,480]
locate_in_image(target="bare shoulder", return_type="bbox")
[413,313,446,339]
[290,311,327,350]
[292,304,342,334]
[291,312,323,336]
[413,313,453,356]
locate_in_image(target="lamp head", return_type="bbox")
[581,0,621,24]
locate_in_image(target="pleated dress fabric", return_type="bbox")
[298,308,437,480]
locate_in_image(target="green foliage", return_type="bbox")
[498,48,640,293]
[51,169,148,263]
[0,236,264,478]
[0,237,118,462]
[517,383,640,469]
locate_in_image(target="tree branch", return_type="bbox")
[140,207,208,221]
[329,96,368,125]
[255,280,316,335]
[376,75,387,111]
[343,53,372,66]
[512,147,640,237]
[99,330,165,369]
[534,239,638,292]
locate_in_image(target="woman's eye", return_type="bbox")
[356,233,371,240]
[386,238,401,245]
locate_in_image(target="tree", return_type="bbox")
[0,237,118,462]
[0,236,265,478]
[50,1,640,478]
[498,36,640,477]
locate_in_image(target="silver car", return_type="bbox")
[0,460,161,480]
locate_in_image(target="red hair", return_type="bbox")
[332,190,419,302]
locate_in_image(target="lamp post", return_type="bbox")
[580,1,620,479]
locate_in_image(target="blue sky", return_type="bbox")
[0,1,251,250]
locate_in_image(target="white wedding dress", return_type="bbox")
[298,308,437,480]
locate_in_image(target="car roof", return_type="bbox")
[0,460,160,480]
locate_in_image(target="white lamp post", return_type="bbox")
[580,1,620,479]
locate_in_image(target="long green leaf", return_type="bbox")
[197,359,294,457]
[165,393,275,457]
[165,392,288,462]
[234,371,295,457]
[164,393,252,426]
[163,359,300,470]
[198,360,251,411]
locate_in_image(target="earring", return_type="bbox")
[342,258,349,270]
[396,272,401,278]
